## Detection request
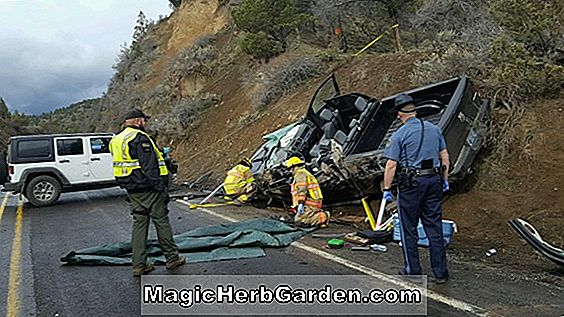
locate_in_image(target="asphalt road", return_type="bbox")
[0,188,561,317]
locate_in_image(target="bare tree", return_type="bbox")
[413,0,501,51]
[311,0,417,52]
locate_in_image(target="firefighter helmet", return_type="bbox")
[239,157,252,167]
[285,156,305,168]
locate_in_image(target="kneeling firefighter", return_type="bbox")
[223,158,256,203]
[285,156,330,227]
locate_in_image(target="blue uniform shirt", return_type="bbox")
[383,117,447,169]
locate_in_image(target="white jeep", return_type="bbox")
[2,133,117,206]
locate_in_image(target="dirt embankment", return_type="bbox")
[445,98,564,276]
[173,52,425,184]
[130,0,230,110]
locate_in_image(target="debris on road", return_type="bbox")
[370,244,388,252]
[486,248,497,257]
[344,232,369,246]
[508,218,564,267]
[327,239,345,249]
[356,229,393,245]
[351,246,371,251]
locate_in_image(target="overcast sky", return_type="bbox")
[0,0,171,114]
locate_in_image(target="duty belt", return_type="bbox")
[415,167,440,176]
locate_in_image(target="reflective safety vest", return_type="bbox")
[291,167,323,209]
[223,164,255,196]
[109,127,168,178]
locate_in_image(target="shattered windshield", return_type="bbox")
[280,125,300,147]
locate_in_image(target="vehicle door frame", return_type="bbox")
[306,74,341,129]
[87,135,115,182]
[53,136,91,184]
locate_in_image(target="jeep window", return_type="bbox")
[57,139,84,156]
[90,138,111,154]
[17,139,51,159]
[309,75,340,115]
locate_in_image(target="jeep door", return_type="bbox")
[54,137,91,183]
[87,136,114,182]
[307,74,341,129]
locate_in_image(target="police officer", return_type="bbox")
[382,94,450,284]
[109,109,185,276]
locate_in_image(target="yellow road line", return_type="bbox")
[6,197,24,317]
[0,192,10,224]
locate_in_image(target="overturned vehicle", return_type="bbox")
[250,75,490,206]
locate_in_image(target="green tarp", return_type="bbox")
[60,218,313,266]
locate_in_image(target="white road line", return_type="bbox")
[0,192,11,224]
[176,200,503,317]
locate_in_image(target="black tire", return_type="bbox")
[25,175,62,207]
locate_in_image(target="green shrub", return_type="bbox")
[233,0,310,38]
[168,45,218,78]
[411,0,564,159]
[490,0,563,58]
[194,34,216,48]
[490,36,564,101]
[239,32,284,60]
[233,0,312,58]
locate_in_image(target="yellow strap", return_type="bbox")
[354,24,399,57]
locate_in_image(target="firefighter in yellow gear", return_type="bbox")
[285,156,330,227]
[223,158,256,203]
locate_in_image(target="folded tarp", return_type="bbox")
[508,218,564,267]
[61,218,314,266]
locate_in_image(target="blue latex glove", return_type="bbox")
[383,190,394,202]
[297,203,305,215]
[442,180,450,192]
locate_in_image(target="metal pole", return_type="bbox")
[199,183,224,204]
[375,198,386,230]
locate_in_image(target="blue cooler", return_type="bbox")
[392,214,456,247]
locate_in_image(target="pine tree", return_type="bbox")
[0,98,9,119]
[132,11,149,47]
[169,0,182,9]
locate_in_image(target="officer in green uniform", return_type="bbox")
[109,109,185,276]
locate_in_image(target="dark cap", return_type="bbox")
[394,94,416,112]
[123,109,151,121]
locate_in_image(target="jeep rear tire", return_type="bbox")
[25,175,62,207]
